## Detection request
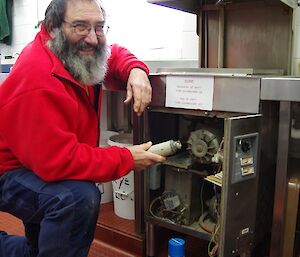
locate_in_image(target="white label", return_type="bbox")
[165,75,214,110]
[241,227,250,235]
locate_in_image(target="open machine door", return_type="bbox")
[219,114,262,257]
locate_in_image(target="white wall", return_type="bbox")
[102,0,198,61]
[1,0,39,64]
[0,0,199,64]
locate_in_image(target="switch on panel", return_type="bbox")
[232,133,259,184]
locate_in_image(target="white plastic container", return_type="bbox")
[108,133,135,220]
[111,170,135,220]
[95,181,114,204]
[97,130,119,204]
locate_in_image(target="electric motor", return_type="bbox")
[187,129,220,164]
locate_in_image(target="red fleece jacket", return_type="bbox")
[0,25,149,182]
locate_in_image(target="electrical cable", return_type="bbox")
[208,223,220,257]
[199,212,215,234]
[200,179,205,216]
[149,192,185,224]
[149,196,176,224]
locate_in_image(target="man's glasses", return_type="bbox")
[63,20,109,37]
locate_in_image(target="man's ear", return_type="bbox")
[48,23,56,39]
[49,30,56,39]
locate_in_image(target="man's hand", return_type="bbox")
[124,68,152,116]
[127,142,165,171]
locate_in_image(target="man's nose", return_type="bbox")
[84,28,98,46]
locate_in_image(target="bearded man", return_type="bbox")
[0,0,164,256]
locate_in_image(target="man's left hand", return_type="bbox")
[124,68,152,116]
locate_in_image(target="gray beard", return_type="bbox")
[47,28,110,85]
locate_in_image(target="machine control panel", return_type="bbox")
[232,133,259,184]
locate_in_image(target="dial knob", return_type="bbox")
[241,140,251,153]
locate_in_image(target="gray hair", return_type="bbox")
[44,0,106,33]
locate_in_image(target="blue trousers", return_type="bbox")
[0,168,101,257]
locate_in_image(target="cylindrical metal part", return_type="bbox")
[149,164,161,190]
[146,222,156,257]
[147,140,182,157]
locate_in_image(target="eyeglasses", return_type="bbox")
[63,20,109,37]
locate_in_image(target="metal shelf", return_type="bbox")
[147,0,297,14]
[147,0,200,14]
[145,215,212,241]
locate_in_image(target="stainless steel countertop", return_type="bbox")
[149,70,300,114]
[261,77,300,102]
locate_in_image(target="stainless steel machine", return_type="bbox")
[141,69,279,257]
[132,0,300,256]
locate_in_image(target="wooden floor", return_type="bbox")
[94,202,143,257]
[0,211,25,237]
